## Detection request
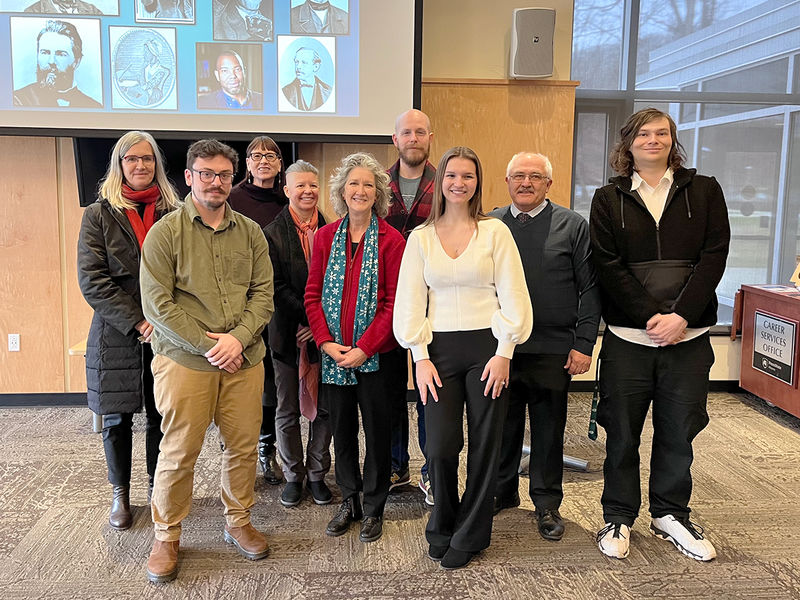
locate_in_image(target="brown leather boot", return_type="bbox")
[223,523,269,560]
[108,485,132,530]
[146,539,179,583]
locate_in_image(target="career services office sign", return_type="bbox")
[753,311,796,386]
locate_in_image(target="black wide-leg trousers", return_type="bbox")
[424,329,507,553]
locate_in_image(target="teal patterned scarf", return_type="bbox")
[320,213,380,385]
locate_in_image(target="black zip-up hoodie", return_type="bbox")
[589,167,730,329]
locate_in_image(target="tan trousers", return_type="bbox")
[150,354,264,542]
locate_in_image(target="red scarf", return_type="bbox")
[288,205,319,264]
[123,184,160,248]
[288,205,320,420]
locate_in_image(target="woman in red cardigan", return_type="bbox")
[304,152,405,544]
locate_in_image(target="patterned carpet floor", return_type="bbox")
[0,391,799,599]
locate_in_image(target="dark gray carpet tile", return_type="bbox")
[0,394,799,599]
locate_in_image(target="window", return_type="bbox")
[571,0,800,325]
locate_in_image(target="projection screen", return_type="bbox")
[0,0,420,139]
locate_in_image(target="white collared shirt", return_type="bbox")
[509,199,549,220]
[631,168,673,225]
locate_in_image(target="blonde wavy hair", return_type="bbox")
[98,131,180,212]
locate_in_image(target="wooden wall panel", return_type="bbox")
[0,137,65,392]
[421,79,578,211]
[59,138,92,392]
[296,142,394,221]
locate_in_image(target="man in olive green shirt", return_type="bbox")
[141,139,274,583]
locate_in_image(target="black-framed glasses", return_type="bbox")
[249,152,279,162]
[509,172,548,183]
[191,169,234,183]
[121,155,155,165]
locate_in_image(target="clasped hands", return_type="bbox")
[320,341,368,369]
[205,332,244,374]
[415,354,510,405]
[646,312,688,346]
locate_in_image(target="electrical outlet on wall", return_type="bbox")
[8,334,20,352]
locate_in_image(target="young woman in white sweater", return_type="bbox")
[393,146,532,569]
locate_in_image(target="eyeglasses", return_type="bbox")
[121,155,155,165]
[191,169,234,183]
[509,172,548,183]
[249,152,279,162]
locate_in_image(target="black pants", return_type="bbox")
[324,349,402,518]
[389,348,429,475]
[496,353,570,511]
[102,345,161,486]
[598,331,713,526]
[259,346,278,453]
[425,329,507,553]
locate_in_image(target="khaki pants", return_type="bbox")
[150,354,264,542]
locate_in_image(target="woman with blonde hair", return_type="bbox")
[393,146,532,569]
[78,130,179,530]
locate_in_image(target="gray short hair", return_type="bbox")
[328,152,391,218]
[286,159,318,176]
[505,152,553,179]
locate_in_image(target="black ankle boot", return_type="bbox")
[109,485,132,530]
[325,496,363,537]
[258,438,282,485]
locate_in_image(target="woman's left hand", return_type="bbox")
[338,346,368,368]
[480,355,511,399]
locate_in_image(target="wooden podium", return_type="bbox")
[734,285,800,418]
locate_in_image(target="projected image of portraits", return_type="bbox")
[135,0,194,23]
[0,0,121,16]
[212,0,273,42]
[11,17,103,108]
[290,0,348,35]
[110,26,177,110]
[196,43,263,110]
[278,36,335,113]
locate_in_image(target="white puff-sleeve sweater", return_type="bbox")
[393,217,533,362]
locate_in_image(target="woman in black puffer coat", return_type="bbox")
[77,131,179,531]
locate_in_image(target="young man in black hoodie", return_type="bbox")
[590,108,730,562]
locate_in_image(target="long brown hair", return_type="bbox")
[609,108,686,176]
[425,146,486,225]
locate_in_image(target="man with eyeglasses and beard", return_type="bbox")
[14,19,101,108]
[490,152,601,542]
[140,139,274,583]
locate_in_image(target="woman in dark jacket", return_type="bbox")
[304,152,405,543]
[77,131,179,530]
[264,160,331,509]
[228,135,288,485]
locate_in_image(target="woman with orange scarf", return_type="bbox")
[78,131,179,530]
[263,160,331,508]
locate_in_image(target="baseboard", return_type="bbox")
[0,393,86,407]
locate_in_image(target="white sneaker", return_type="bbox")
[597,522,631,559]
[418,473,434,506]
[650,515,716,561]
